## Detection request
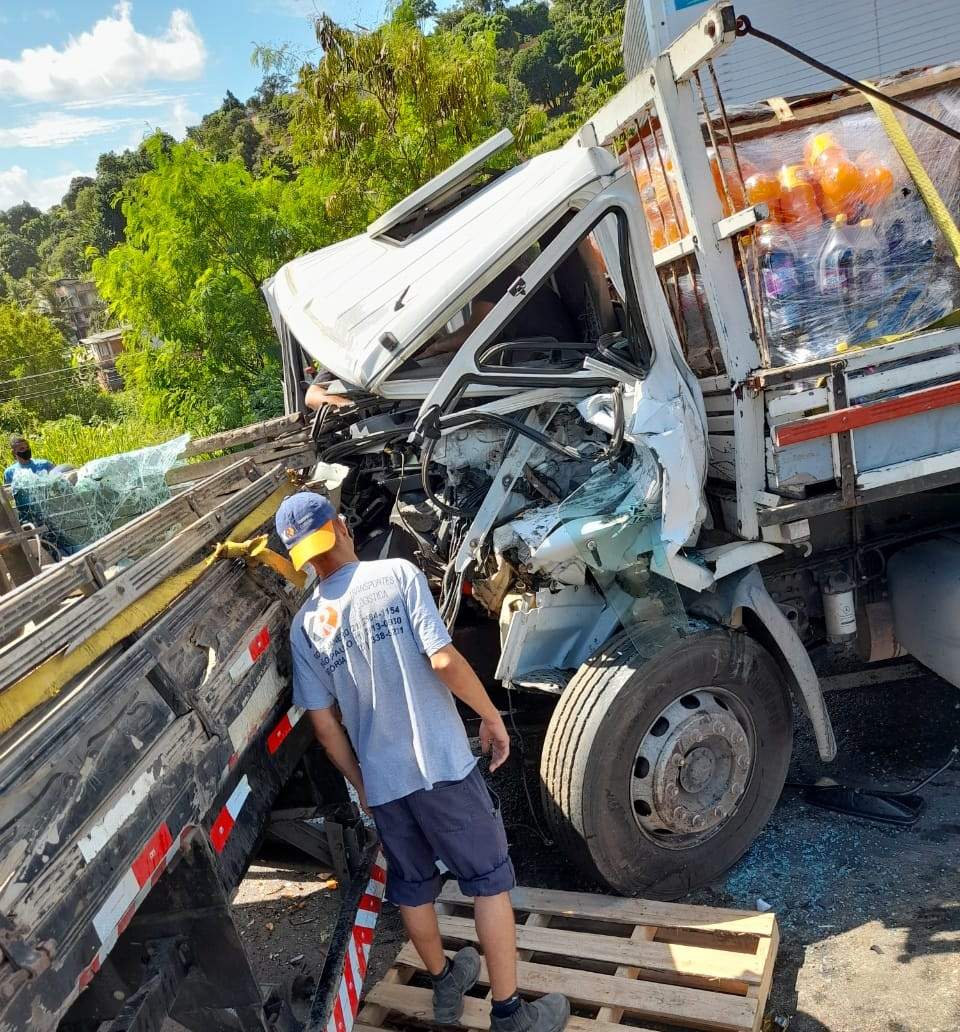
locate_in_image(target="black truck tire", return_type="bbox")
[540,627,792,898]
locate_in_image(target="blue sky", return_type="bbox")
[0,1,394,210]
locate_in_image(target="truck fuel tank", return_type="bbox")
[888,534,960,688]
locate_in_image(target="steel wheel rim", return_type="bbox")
[628,687,755,850]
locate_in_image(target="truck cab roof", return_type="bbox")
[264,145,617,391]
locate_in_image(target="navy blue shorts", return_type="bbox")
[369,765,516,907]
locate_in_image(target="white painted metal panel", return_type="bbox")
[625,0,960,109]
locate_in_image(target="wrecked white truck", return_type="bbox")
[264,2,960,897]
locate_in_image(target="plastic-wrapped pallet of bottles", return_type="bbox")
[630,76,960,368]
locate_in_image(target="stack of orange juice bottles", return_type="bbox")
[630,147,688,251]
[743,130,896,356]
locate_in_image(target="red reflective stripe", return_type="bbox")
[357,892,382,913]
[267,714,293,754]
[79,955,100,989]
[116,902,137,937]
[344,956,359,1013]
[369,863,387,885]
[249,626,271,661]
[131,823,173,887]
[774,378,960,447]
[209,808,235,853]
[353,928,369,978]
[332,995,346,1032]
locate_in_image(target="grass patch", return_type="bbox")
[30,414,187,468]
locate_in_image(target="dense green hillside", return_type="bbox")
[0,0,624,461]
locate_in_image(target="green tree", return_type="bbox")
[93,134,334,432]
[291,2,509,226]
[0,302,108,428]
[511,31,578,110]
[0,232,39,279]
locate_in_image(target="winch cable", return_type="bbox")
[734,15,960,144]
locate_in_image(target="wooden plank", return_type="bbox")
[750,325,960,388]
[597,926,657,1024]
[856,446,960,491]
[707,414,736,433]
[697,373,731,393]
[728,65,960,141]
[773,378,960,447]
[703,394,734,413]
[364,982,656,1032]
[748,921,779,1032]
[396,946,758,1032]
[766,387,830,424]
[847,350,960,401]
[167,435,313,485]
[439,885,776,938]
[435,915,764,986]
[182,413,303,458]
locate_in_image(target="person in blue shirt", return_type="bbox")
[4,434,54,486]
[278,491,570,1032]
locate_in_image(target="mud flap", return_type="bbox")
[690,565,837,762]
[305,846,387,1032]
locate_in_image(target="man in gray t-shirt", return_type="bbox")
[279,492,568,1032]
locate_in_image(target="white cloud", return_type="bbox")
[0,165,85,210]
[64,89,192,111]
[161,97,199,139]
[0,112,140,148]
[0,2,206,103]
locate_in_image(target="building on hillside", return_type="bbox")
[81,328,125,392]
[54,279,103,341]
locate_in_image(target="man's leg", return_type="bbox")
[398,901,446,976]
[371,793,480,1023]
[473,892,518,1000]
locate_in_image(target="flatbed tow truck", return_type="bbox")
[3,4,960,1029]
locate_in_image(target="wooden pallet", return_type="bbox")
[359,883,778,1032]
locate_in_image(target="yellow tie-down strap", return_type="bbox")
[0,482,305,736]
[864,84,960,269]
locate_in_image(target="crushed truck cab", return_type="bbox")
[265,0,960,896]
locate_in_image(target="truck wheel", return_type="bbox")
[540,627,792,897]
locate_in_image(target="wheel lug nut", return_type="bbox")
[737,755,749,770]
[691,814,705,829]
[714,806,725,818]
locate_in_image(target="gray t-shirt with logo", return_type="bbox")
[290,558,476,806]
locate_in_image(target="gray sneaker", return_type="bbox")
[490,994,570,1032]
[432,947,481,1024]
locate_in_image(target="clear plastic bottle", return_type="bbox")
[846,217,886,343]
[757,221,810,351]
[816,213,855,349]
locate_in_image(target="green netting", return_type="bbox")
[9,434,190,558]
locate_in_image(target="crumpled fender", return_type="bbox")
[689,565,837,762]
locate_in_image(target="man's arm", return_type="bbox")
[307,707,370,813]
[429,644,511,772]
[418,300,495,358]
[304,382,354,411]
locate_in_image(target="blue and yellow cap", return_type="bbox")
[275,491,338,571]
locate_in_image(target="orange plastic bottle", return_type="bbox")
[778,163,822,232]
[817,147,864,215]
[804,131,840,168]
[856,152,895,209]
[708,149,746,215]
[745,170,782,219]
